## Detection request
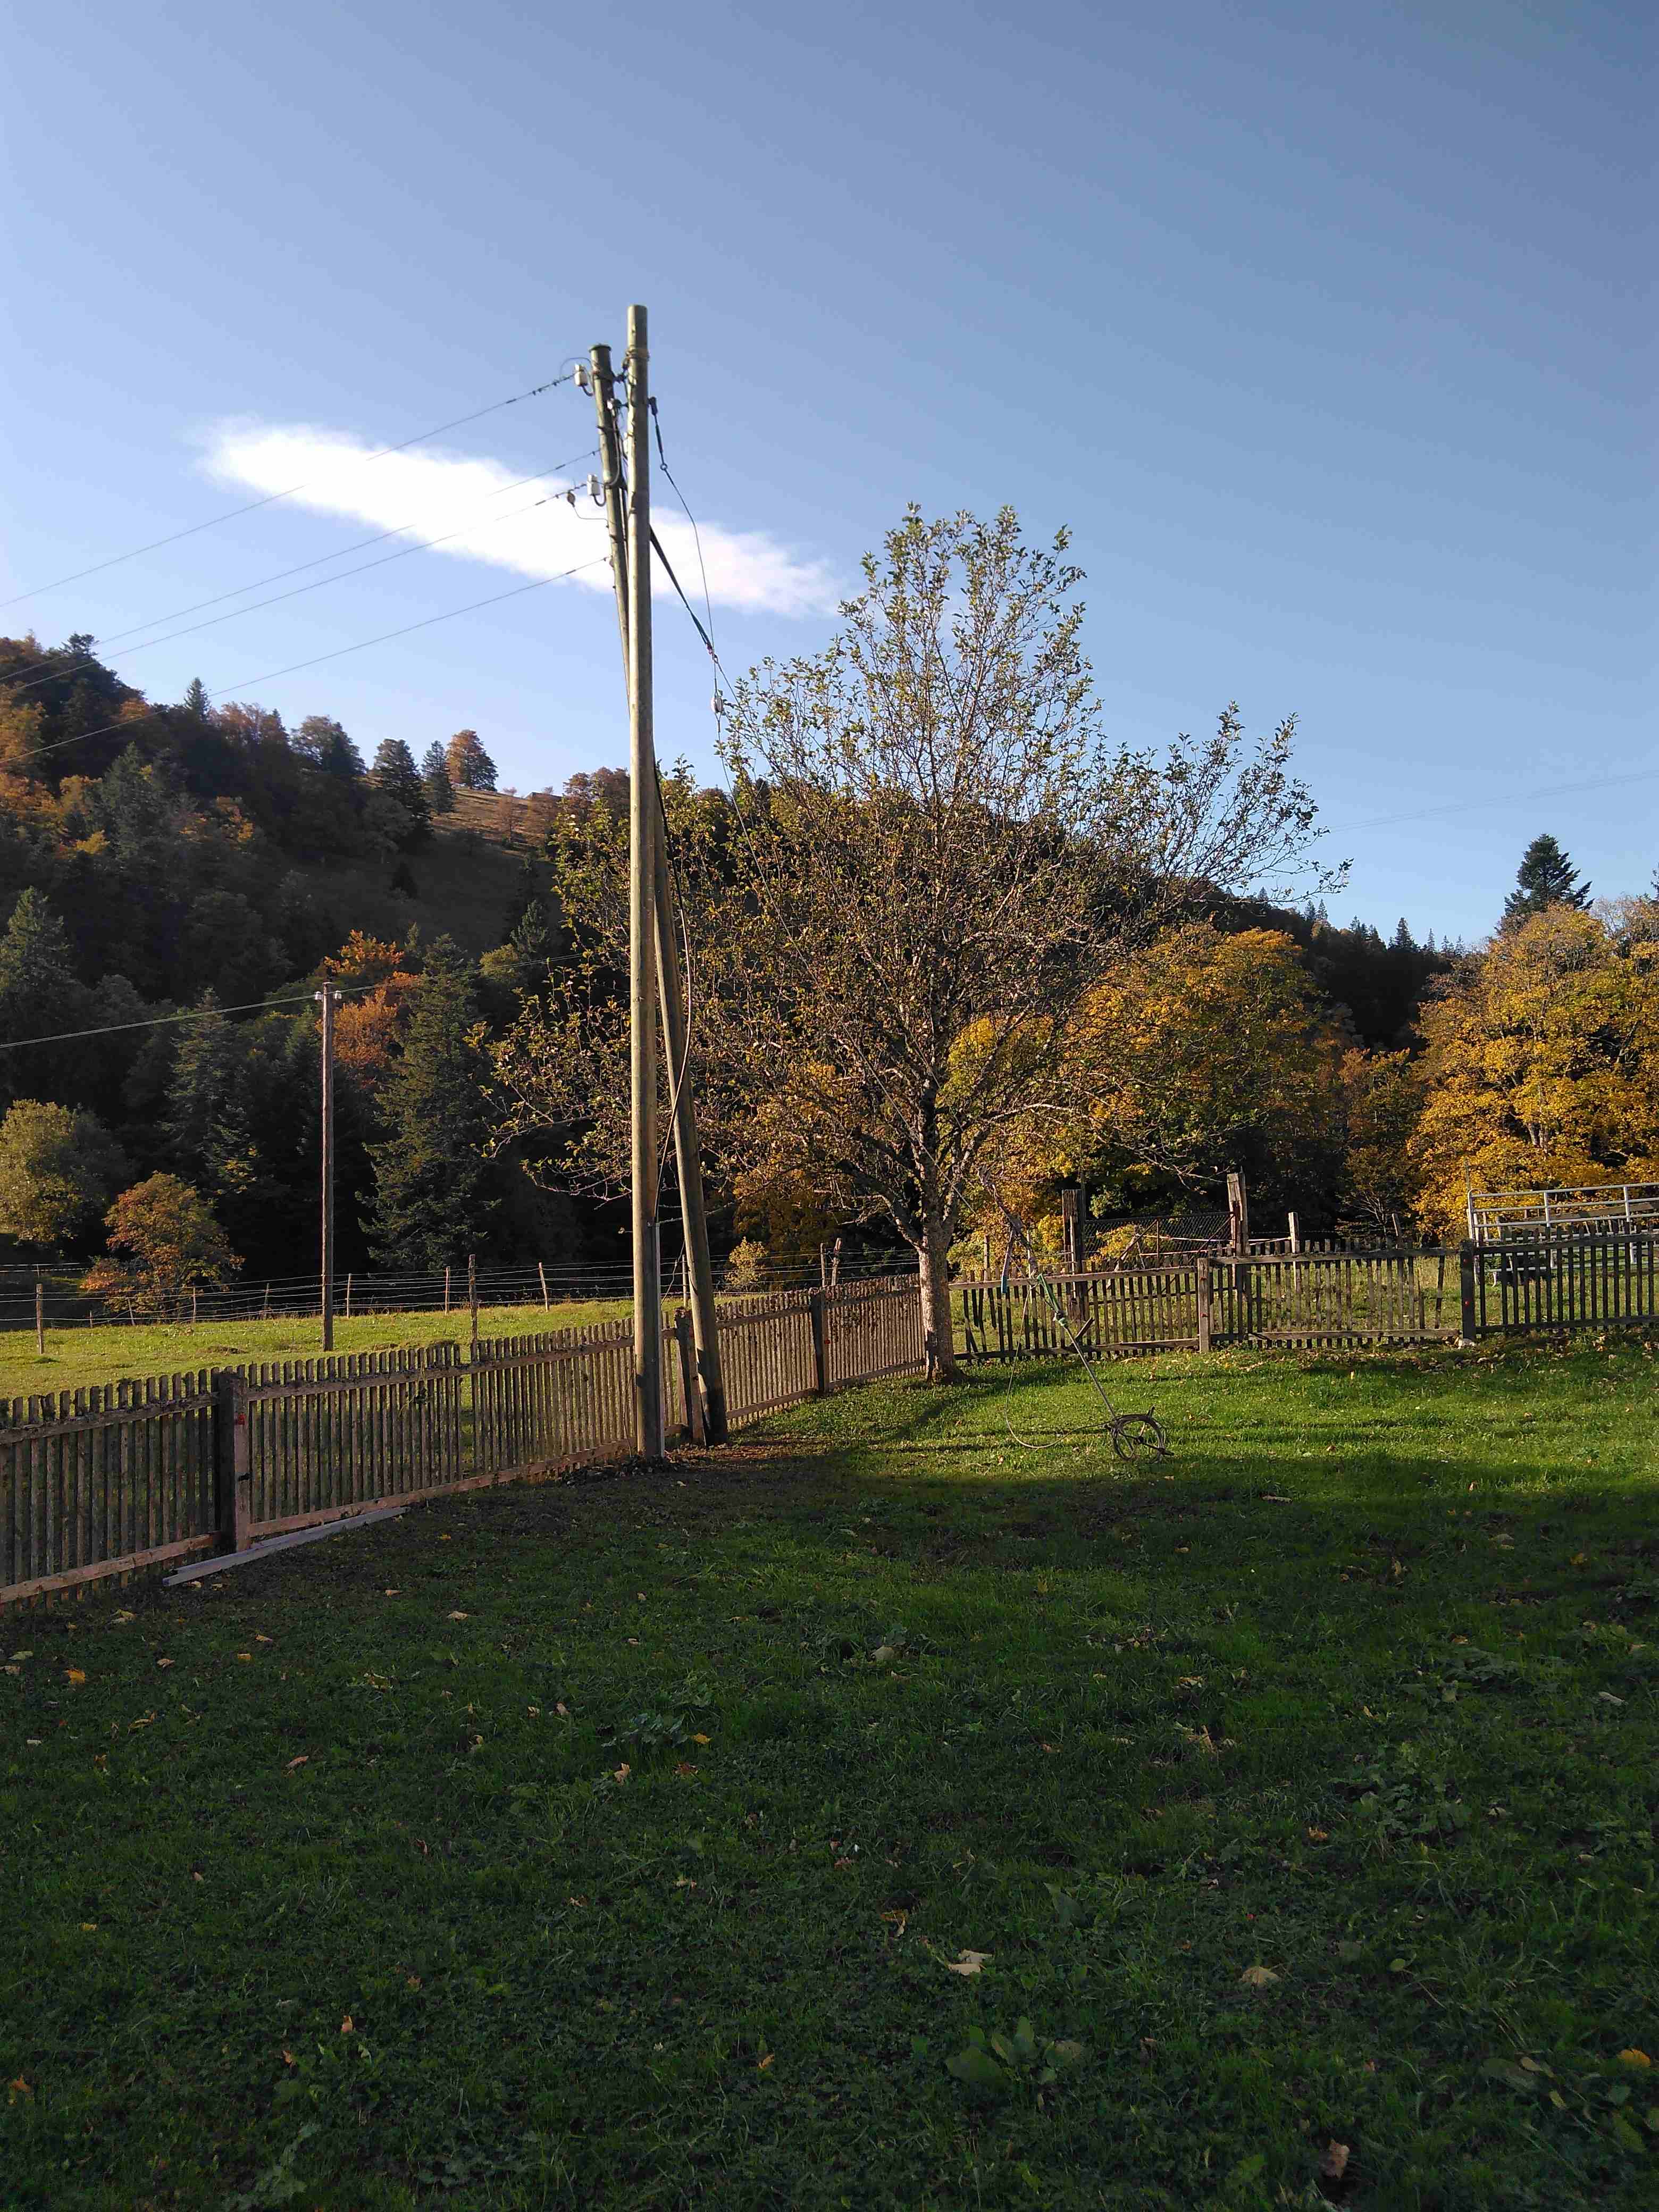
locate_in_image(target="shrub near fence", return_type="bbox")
[0,1277,924,1608]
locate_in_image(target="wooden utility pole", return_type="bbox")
[589,319,727,1446]
[316,981,336,1351]
[624,306,665,1457]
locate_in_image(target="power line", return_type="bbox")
[1,374,579,611]
[0,446,598,691]
[0,556,610,774]
[0,982,376,1054]
[3,477,599,697]
[1329,764,1659,843]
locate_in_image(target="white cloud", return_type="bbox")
[198,421,840,619]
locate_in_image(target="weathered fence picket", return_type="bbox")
[0,1371,217,1601]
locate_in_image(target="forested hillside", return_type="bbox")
[3,624,1641,1309]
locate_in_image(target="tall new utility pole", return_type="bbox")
[316,979,336,1351]
[589,324,728,1445]
[624,306,665,1457]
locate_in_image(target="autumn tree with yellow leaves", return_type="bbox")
[1410,906,1659,1237]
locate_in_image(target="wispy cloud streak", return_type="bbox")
[199,423,839,618]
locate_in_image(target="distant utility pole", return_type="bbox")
[316,980,336,1351]
[587,314,727,1447]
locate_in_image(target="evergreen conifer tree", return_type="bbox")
[420,740,456,814]
[1503,834,1590,925]
[0,889,93,1104]
[182,676,210,720]
[366,944,497,1267]
[370,739,430,839]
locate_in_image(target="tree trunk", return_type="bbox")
[917,1210,957,1381]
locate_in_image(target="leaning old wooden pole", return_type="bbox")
[589,326,727,1444]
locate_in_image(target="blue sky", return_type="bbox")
[2,1,1650,943]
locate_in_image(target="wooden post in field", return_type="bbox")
[830,1235,842,1287]
[1459,1243,1478,1341]
[538,1260,550,1311]
[443,1266,451,1313]
[213,1369,252,1554]
[1195,1256,1212,1354]
[819,1242,828,1291]
[345,1273,353,1319]
[468,1251,479,1356]
[809,1287,829,1397]
[35,1276,44,1357]
[1227,1170,1250,1255]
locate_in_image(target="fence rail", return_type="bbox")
[9,1238,1655,1611]
[0,1277,926,1607]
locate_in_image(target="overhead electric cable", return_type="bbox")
[1327,765,1659,842]
[0,446,598,689]
[3,480,598,692]
[1,372,576,609]
[0,556,610,773]
[0,982,375,1053]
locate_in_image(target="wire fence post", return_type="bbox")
[34,1277,44,1358]
[809,1288,829,1397]
[1195,1260,1212,1355]
[1460,1243,1478,1340]
[468,1252,479,1355]
[538,1261,549,1311]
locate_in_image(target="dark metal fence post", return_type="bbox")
[809,1287,829,1396]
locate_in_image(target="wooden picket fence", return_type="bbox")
[0,1275,925,1608]
[958,1248,1459,1359]
[1467,1230,1659,1336]
[0,1372,219,1603]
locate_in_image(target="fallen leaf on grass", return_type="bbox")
[236,1653,252,1663]
[113,1610,135,1624]
[255,1634,272,1645]
[1619,2049,1652,2068]
[1238,1965,1279,1989]
[447,1611,468,1622]
[674,1875,697,1890]
[8,2078,32,2100]
[339,2015,354,2035]
[155,1657,173,1669]
[1306,1826,1330,1843]
[1319,2140,1351,2183]
[675,1762,699,1778]
[613,1763,631,1784]
[692,1731,710,1745]
[943,1950,992,1976]
[756,2052,773,2071]
[64,1668,86,1686]
[286,1755,309,1771]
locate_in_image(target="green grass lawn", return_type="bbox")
[0,1301,630,1401]
[2,1340,1656,2209]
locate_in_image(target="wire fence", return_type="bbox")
[0,1252,921,1334]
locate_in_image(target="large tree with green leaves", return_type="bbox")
[493,507,1335,1374]
[0,1100,128,1250]
[367,944,498,1267]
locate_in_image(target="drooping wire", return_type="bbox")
[1,373,579,609]
[0,981,376,1053]
[0,557,610,775]
[0,446,599,692]
[2,477,602,698]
